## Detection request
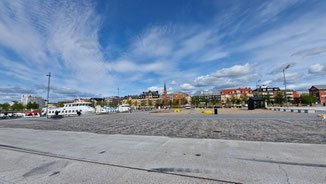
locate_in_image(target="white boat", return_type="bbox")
[118,104,131,112]
[95,106,118,114]
[43,100,95,116]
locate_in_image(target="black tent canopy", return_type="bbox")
[248,97,265,110]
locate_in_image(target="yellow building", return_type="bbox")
[122,91,163,107]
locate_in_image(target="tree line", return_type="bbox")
[254,92,317,105]
[0,102,40,112]
[125,98,190,107]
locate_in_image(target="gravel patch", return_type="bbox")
[0,112,325,144]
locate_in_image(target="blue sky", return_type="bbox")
[1,0,326,102]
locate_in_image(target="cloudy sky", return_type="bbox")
[0,0,326,102]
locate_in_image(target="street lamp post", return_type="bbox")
[283,65,291,108]
[46,72,51,118]
[256,80,261,89]
[117,88,120,105]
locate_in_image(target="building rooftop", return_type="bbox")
[312,85,326,89]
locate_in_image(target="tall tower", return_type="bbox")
[163,82,168,105]
[164,82,167,93]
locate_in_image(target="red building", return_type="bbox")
[309,85,326,104]
[220,88,253,103]
[171,91,190,106]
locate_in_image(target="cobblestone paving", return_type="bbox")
[0,112,325,144]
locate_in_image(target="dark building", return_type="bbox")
[248,97,265,110]
[309,85,326,104]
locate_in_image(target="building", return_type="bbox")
[163,82,170,105]
[254,86,281,103]
[254,86,280,97]
[122,90,162,107]
[170,91,190,106]
[9,101,18,106]
[104,96,120,106]
[220,88,253,103]
[73,98,90,102]
[192,90,221,104]
[280,89,300,102]
[309,85,326,104]
[21,95,45,108]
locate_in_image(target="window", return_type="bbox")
[68,110,71,113]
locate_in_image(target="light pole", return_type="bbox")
[256,80,261,89]
[46,72,51,118]
[117,88,120,105]
[283,64,291,108]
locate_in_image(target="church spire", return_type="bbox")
[164,82,167,92]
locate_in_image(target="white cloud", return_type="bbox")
[292,47,326,57]
[170,80,178,85]
[214,63,251,77]
[192,63,258,89]
[273,72,306,84]
[261,80,273,86]
[180,83,195,91]
[107,60,166,73]
[147,86,173,94]
[200,50,228,62]
[131,27,173,58]
[0,1,114,96]
[309,64,326,74]
[0,87,36,94]
[257,0,301,23]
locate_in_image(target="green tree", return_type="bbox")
[148,100,153,106]
[181,98,188,105]
[127,100,132,106]
[0,103,10,111]
[230,95,236,105]
[108,102,118,107]
[133,100,138,107]
[240,94,249,104]
[26,102,39,109]
[265,94,272,104]
[26,102,33,109]
[173,99,179,106]
[96,101,108,107]
[141,100,147,107]
[32,102,39,109]
[191,97,200,106]
[226,98,231,107]
[300,94,317,105]
[254,92,262,97]
[11,102,24,111]
[211,97,220,106]
[275,92,285,105]
[155,99,162,106]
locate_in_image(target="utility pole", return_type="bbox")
[256,80,261,89]
[46,72,51,118]
[117,88,120,105]
[283,65,290,108]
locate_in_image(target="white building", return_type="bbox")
[21,95,45,108]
